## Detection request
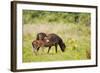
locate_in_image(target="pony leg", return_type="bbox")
[55,44,58,53]
[37,47,40,52]
[47,46,51,54]
[41,47,45,55]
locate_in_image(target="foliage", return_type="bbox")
[23,10,91,26]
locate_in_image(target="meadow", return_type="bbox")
[22,10,91,62]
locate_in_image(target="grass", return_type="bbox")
[22,23,91,62]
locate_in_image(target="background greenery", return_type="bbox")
[22,10,91,62]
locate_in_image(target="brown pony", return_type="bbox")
[32,33,66,55]
[32,38,56,55]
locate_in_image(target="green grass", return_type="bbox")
[22,23,91,62]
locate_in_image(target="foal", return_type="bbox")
[32,39,52,55]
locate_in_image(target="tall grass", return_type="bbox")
[23,23,90,62]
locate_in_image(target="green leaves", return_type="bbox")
[23,10,91,25]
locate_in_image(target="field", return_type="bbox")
[22,10,91,62]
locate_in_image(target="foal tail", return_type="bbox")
[58,40,66,52]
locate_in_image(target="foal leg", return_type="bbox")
[32,47,37,55]
[32,44,37,55]
[37,47,45,55]
[47,46,51,54]
[36,47,40,55]
[37,47,40,52]
[41,47,45,55]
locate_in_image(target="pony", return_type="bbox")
[32,33,66,55]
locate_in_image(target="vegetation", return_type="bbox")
[22,10,91,62]
[23,10,90,26]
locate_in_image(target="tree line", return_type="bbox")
[23,10,91,26]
